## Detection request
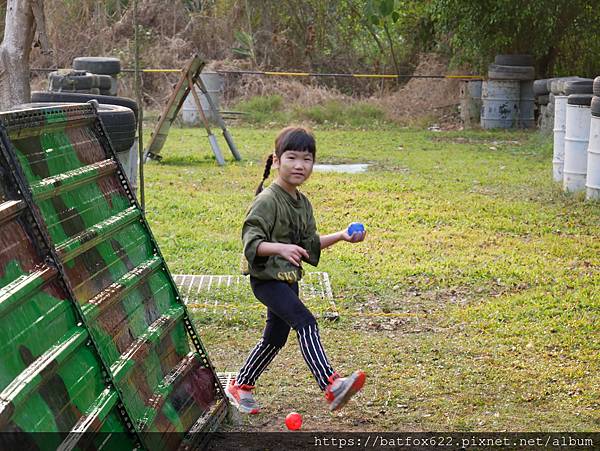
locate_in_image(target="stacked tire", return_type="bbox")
[481,55,536,129]
[533,79,551,131]
[48,70,117,96]
[39,57,139,191]
[48,57,121,96]
[534,76,580,132]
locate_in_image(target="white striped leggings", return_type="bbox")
[236,278,335,390]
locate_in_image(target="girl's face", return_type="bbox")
[273,149,314,188]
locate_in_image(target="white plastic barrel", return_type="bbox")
[481,80,519,129]
[563,103,591,192]
[181,72,223,125]
[585,114,600,200]
[552,95,568,182]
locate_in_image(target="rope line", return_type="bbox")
[31,67,482,80]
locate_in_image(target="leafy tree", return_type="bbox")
[337,0,434,79]
[429,0,600,76]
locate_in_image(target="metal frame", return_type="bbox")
[0,103,228,446]
[144,55,241,165]
[0,110,142,448]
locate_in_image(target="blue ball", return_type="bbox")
[347,222,365,235]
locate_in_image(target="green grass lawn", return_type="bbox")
[142,124,599,432]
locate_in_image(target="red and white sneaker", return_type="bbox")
[324,370,366,411]
[225,379,261,414]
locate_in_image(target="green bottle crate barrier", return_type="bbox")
[0,104,226,450]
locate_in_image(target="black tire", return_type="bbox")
[593,76,600,97]
[548,77,581,95]
[488,64,535,80]
[567,94,593,106]
[533,79,550,96]
[49,71,95,90]
[545,76,578,92]
[16,102,135,152]
[564,79,594,95]
[550,79,574,96]
[494,54,535,66]
[49,72,114,91]
[31,91,138,122]
[545,78,559,92]
[91,104,136,152]
[48,88,103,95]
[73,57,121,75]
[95,74,113,90]
[537,94,549,105]
[102,77,118,97]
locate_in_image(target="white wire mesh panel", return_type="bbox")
[217,372,237,390]
[173,272,338,320]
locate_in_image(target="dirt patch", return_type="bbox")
[430,136,523,145]
[216,53,463,126]
[218,63,352,108]
[374,53,461,123]
[345,281,531,334]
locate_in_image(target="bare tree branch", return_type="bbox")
[31,0,51,54]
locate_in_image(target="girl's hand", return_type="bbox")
[341,228,367,243]
[277,243,310,266]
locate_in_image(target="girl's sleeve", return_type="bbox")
[302,201,321,267]
[242,197,275,269]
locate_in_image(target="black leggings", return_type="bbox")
[236,278,335,390]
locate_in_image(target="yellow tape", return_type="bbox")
[133,68,481,79]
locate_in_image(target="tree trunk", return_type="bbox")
[383,21,401,86]
[0,0,48,110]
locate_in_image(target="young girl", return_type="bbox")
[226,126,367,414]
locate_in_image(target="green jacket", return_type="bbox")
[242,183,321,282]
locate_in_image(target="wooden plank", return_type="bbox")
[144,55,205,161]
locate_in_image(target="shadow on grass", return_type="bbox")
[148,154,246,167]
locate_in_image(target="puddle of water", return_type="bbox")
[313,163,370,174]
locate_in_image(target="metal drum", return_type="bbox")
[518,80,535,128]
[460,80,482,127]
[552,95,568,182]
[563,99,592,192]
[182,72,223,125]
[585,113,600,200]
[481,80,520,129]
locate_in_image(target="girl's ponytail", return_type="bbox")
[255,154,274,195]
